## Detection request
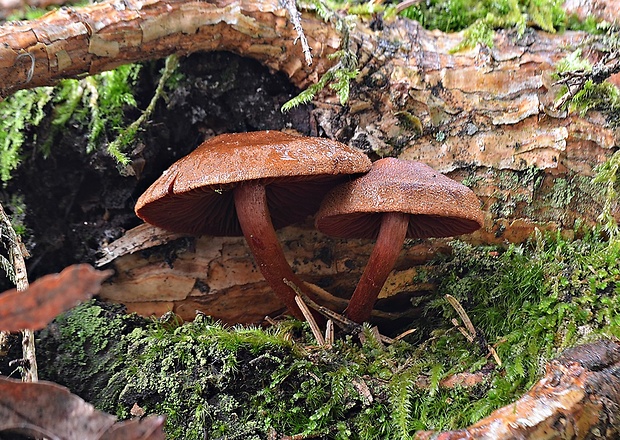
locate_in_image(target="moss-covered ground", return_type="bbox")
[35,228,620,439]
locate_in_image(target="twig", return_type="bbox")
[394,327,417,341]
[445,294,502,367]
[394,0,422,14]
[324,319,334,346]
[553,50,620,111]
[303,281,420,321]
[0,202,37,382]
[445,294,476,340]
[294,294,326,346]
[264,316,279,327]
[285,280,396,345]
[280,0,313,66]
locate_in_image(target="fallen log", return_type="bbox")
[414,339,620,440]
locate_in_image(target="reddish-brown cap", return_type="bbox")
[135,131,371,236]
[315,158,483,239]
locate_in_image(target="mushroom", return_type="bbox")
[135,131,371,321]
[315,157,483,323]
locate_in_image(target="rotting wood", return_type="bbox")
[0,0,339,97]
[562,0,620,23]
[414,338,620,440]
[96,222,440,324]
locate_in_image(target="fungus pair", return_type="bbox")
[135,131,483,324]
[135,131,372,321]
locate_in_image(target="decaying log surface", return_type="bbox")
[95,222,445,323]
[1,0,618,245]
[414,339,620,440]
[563,0,620,23]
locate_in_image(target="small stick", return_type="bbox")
[451,318,475,342]
[446,294,476,339]
[0,202,37,382]
[294,294,326,346]
[446,294,502,366]
[264,316,279,327]
[394,0,423,14]
[280,0,313,66]
[394,328,417,341]
[285,279,396,345]
[325,319,334,346]
[304,281,420,321]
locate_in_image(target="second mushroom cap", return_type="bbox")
[315,157,483,240]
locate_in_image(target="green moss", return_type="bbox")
[545,177,575,214]
[553,43,620,122]
[0,87,54,183]
[282,2,358,111]
[398,0,568,51]
[0,61,152,181]
[556,49,593,74]
[37,300,148,409]
[6,194,28,236]
[593,150,620,237]
[3,0,91,21]
[37,229,620,439]
[557,79,620,117]
[454,20,495,52]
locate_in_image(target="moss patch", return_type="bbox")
[36,300,149,409]
[36,229,620,438]
[398,0,568,51]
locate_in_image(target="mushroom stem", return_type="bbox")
[234,181,322,322]
[345,212,410,323]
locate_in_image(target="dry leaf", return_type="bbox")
[0,376,116,439]
[0,377,166,439]
[0,264,112,331]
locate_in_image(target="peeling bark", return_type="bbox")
[0,0,338,96]
[414,339,620,440]
[95,222,442,324]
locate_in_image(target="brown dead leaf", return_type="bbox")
[0,377,166,439]
[0,376,116,439]
[0,264,113,332]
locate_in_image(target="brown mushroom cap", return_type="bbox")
[315,158,483,239]
[135,131,372,236]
